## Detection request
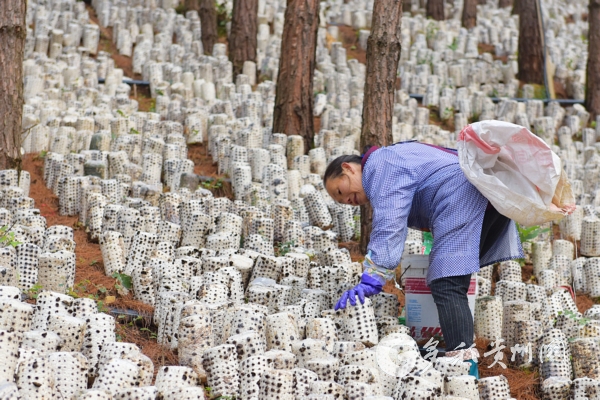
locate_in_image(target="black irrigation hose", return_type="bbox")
[409,94,585,105]
[20,293,153,324]
[109,307,153,324]
[98,78,150,86]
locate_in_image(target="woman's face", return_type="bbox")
[325,162,369,206]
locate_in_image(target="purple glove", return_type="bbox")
[335,273,383,310]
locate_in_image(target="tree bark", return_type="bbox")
[498,0,512,8]
[426,0,445,20]
[272,0,320,152]
[185,0,199,11]
[197,0,218,55]
[229,0,258,78]
[517,0,544,84]
[462,0,477,28]
[511,0,521,15]
[360,0,403,254]
[587,0,600,119]
[0,0,26,171]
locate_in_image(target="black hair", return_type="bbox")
[323,154,362,185]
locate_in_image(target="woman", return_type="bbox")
[324,141,524,376]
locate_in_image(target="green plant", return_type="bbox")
[448,38,458,51]
[517,224,550,243]
[116,109,126,117]
[97,300,109,313]
[216,2,231,38]
[276,240,296,256]
[0,225,22,248]
[140,327,158,339]
[591,121,597,129]
[535,86,547,100]
[90,259,99,266]
[174,3,187,14]
[558,309,590,326]
[201,178,224,190]
[130,128,140,135]
[112,272,132,295]
[67,279,90,298]
[425,21,439,41]
[36,150,48,160]
[126,315,144,327]
[155,89,164,96]
[27,283,43,299]
[68,279,107,297]
[442,106,454,120]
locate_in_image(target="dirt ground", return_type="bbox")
[24,154,178,375]
[476,337,541,400]
[87,5,142,81]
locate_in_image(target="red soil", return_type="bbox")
[23,154,175,375]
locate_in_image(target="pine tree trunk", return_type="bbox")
[360,0,403,254]
[229,0,258,78]
[185,0,199,12]
[462,0,477,28]
[586,0,600,118]
[517,0,544,84]
[511,0,521,15]
[498,0,512,8]
[198,0,218,55]
[272,0,320,152]
[426,0,445,20]
[0,0,26,171]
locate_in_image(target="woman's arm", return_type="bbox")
[362,151,420,283]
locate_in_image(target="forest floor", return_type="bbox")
[22,5,595,396]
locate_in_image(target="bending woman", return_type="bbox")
[324,141,524,376]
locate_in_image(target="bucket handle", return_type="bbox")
[394,263,412,293]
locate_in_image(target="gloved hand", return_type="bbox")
[335,272,383,310]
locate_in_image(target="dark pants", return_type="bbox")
[429,204,510,351]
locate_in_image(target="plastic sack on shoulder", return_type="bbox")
[457,120,575,227]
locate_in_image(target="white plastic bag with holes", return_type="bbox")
[457,120,576,227]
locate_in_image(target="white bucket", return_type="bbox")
[402,254,477,342]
